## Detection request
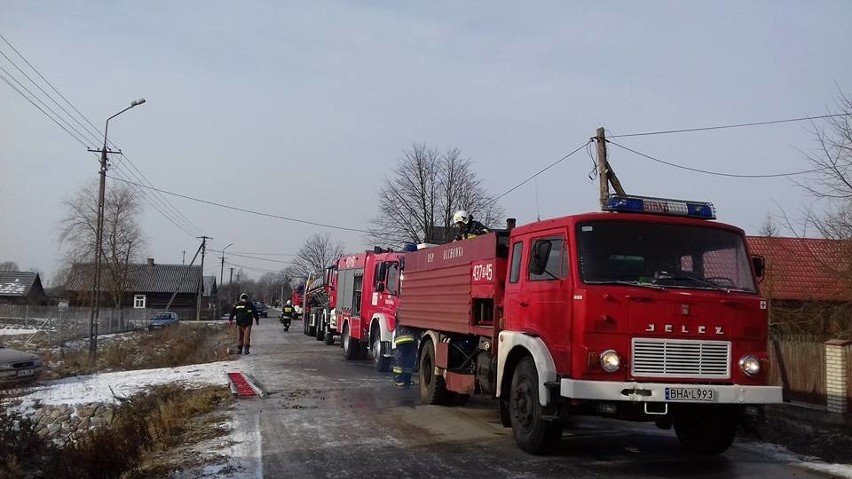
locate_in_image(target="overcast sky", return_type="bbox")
[2,1,850,283]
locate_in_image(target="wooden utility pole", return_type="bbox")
[595,127,626,209]
[197,236,211,321]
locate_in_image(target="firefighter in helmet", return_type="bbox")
[279,299,295,332]
[229,292,260,354]
[453,210,490,241]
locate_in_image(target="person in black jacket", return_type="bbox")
[229,292,259,354]
[453,210,490,241]
[279,299,295,332]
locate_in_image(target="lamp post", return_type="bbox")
[88,98,146,362]
[220,243,233,287]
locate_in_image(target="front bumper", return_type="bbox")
[560,378,783,404]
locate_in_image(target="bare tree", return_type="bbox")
[369,143,505,247]
[290,233,345,280]
[0,261,19,271]
[58,181,145,307]
[799,89,852,239]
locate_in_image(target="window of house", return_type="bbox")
[133,294,146,309]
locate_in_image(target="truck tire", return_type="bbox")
[323,324,335,345]
[509,357,563,455]
[419,340,452,405]
[673,407,737,455]
[307,311,317,337]
[342,323,360,360]
[372,332,391,372]
[315,310,325,341]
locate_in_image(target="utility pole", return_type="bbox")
[197,236,211,321]
[182,250,186,265]
[86,98,146,363]
[229,267,235,305]
[595,126,626,209]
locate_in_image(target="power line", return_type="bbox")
[0,68,89,147]
[0,31,203,239]
[494,140,592,201]
[108,175,370,233]
[608,113,852,139]
[607,140,822,178]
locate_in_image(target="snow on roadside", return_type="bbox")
[12,361,235,413]
[0,327,40,336]
[740,441,852,478]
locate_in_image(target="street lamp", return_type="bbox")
[88,98,146,362]
[220,243,233,287]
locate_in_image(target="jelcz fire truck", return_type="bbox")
[398,195,782,455]
[335,248,404,371]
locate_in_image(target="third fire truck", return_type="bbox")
[334,248,404,371]
[398,194,782,455]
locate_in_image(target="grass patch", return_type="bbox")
[1,384,234,479]
[42,322,233,380]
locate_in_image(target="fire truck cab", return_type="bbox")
[335,248,404,371]
[399,195,782,455]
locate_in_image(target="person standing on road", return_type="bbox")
[279,299,295,332]
[392,311,417,389]
[229,292,260,354]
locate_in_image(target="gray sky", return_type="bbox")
[1,1,850,284]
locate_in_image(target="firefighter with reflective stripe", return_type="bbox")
[229,292,259,354]
[453,209,490,241]
[279,299,295,332]
[392,311,417,389]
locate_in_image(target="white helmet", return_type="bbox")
[286,300,292,305]
[453,210,470,225]
[240,293,248,301]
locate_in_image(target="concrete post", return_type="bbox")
[825,339,851,414]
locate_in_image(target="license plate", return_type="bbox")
[16,369,35,377]
[665,387,716,401]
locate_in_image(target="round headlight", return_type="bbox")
[739,355,761,376]
[599,349,621,373]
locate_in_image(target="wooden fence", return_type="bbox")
[769,336,852,413]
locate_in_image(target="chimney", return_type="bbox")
[506,218,517,231]
[147,258,155,266]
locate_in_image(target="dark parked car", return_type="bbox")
[254,302,268,318]
[0,345,43,382]
[147,311,180,331]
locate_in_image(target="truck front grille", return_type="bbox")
[631,338,730,379]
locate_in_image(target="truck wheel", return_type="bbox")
[509,357,563,455]
[372,333,391,372]
[323,325,335,345]
[342,323,360,360]
[673,408,737,455]
[315,311,325,341]
[307,312,317,337]
[419,340,451,405]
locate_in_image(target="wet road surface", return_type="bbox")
[229,316,842,479]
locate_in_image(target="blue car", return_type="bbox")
[147,311,180,331]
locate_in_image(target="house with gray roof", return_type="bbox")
[0,271,47,305]
[65,258,203,312]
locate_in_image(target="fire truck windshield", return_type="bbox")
[576,221,757,293]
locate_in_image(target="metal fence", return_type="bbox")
[0,304,197,344]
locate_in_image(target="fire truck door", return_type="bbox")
[524,232,571,348]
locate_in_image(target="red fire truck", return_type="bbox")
[335,248,404,371]
[300,266,338,344]
[398,194,782,455]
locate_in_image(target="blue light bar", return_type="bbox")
[604,194,716,219]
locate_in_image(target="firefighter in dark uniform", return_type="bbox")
[453,209,490,241]
[392,311,417,388]
[229,292,259,354]
[279,299,295,332]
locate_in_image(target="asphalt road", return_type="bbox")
[229,313,840,479]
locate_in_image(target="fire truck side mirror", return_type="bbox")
[376,282,385,293]
[751,255,766,279]
[529,240,552,276]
